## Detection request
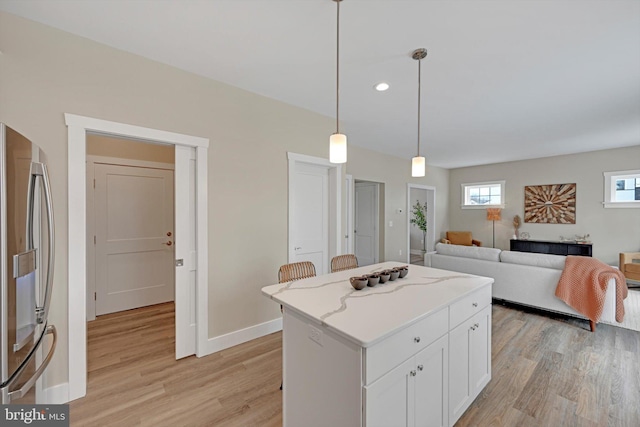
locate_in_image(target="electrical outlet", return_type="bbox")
[309,325,323,346]
[399,249,402,256]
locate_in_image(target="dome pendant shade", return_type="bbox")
[411,156,425,177]
[330,133,347,164]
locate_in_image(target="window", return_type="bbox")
[604,170,640,208]
[461,181,505,209]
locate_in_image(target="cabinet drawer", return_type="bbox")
[449,285,491,329]
[364,307,448,384]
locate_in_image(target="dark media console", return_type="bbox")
[510,239,592,257]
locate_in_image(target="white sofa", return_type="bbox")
[425,243,617,324]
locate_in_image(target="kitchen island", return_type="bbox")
[262,262,493,427]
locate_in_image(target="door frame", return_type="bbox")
[345,174,354,254]
[65,114,209,402]
[406,184,436,263]
[287,152,342,273]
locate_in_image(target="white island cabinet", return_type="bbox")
[262,262,493,427]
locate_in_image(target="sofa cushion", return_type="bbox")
[500,250,566,270]
[446,231,473,246]
[435,242,501,262]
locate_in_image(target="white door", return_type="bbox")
[174,146,197,359]
[291,162,329,274]
[355,182,378,266]
[94,164,174,315]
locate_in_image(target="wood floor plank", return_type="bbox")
[69,301,640,426]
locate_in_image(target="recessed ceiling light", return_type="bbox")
[374,82,389,92]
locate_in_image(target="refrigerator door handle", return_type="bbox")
[6,325,57,403]
[27,162,55,324]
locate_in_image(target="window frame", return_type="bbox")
[460,180,505,209]
[603,170,640,208]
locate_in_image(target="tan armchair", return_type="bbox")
[440,231,482,247]
[620,252,640,283]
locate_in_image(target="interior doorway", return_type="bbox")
[86,135,176,319]
[354,180,384,267]
[407,184,436,265]
[287,153,342,275]
[65,114,209,402]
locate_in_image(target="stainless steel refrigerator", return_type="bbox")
[1,123,56,404]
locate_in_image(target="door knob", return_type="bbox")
[165,241,173,246]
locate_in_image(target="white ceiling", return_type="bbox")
[1,0,639,168]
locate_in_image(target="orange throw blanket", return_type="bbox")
[555,256,628,323]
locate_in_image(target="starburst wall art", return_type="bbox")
[524,183,576,224]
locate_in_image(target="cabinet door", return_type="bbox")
[365,357,415,427]
[415,335,449,427]
[469,306,491,395]
[449,306,492,425]
[448,318,471,424]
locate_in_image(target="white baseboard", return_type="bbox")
[41,382,69,404]
[202,317,282,356]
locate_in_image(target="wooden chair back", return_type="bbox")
[278,261,316,283]
[330,254,358,273]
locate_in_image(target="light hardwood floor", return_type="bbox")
[70,301,639,426]
[69,303,282,426]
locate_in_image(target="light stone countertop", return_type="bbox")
[262,261,493,347]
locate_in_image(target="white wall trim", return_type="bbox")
[195,145,209,357]
[41,383,70,405]
[65,113,209,402]
[345,174,354,254]
[66,115,208,148]
[203,318,283,355]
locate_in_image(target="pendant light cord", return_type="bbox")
[336,0,340,134]
[417,56,421,157]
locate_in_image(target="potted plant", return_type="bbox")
[410,200,428,253]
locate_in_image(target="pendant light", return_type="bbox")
[411,48,427,177]
[330,0,347,164]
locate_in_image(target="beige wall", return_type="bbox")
[0,12,449,391]
[87,134,175,164]
[448,145,640,264]
[346,145,450,262]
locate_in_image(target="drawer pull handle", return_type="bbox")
[414,337,421,343]
[474,323,479,328]
[470,325,477,331]
[410,370,417,377]
[472,302,478,307]
[417,364,424,371]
